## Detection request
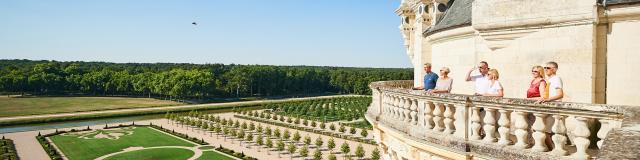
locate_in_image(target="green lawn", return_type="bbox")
[197,151,235,160]
[104,148,194,160]
[49,127,195,160]
[0,96,183,117]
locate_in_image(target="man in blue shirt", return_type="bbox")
[414,63,439,91]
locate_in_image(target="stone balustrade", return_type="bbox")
[365,80,640,160]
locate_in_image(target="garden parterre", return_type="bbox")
[44,126,236,160]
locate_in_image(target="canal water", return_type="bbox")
[0,107,256,134]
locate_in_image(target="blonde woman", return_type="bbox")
[429,67,453,93]
[480,69,503,97]
[527,66,547,99]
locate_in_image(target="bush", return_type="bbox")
[0,139,19,160]
[215,145,258,160]
[233,115,376,145]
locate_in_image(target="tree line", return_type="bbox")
[0,59,412,100]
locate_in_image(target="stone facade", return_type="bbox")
[366,80,640,160]
[375,1,640,159]
[398,0,640,105]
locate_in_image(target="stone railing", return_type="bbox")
[365,80,640,160]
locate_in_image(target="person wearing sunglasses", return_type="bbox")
[429,67,453,93]
[413,63,439,91]
[538,61,563,102]
[478,69,504,97]
[466,61,491,95]
[527,66,547,99]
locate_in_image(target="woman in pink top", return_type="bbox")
[527,66,546,99]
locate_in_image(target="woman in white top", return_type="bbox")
[429,67,453,93]
[480,69,504,97]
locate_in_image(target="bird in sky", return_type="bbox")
[192,22,197,25]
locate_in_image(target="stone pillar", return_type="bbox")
[470,107,482,140]
[550,115,568,156]
[513,111,529,149]
[497,109,511,145]
[531,113,548,151]
[432,103,445,132]
[482,108,497,142]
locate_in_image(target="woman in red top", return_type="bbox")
[527,66,546,99]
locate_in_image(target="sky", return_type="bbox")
[0,0,411,68]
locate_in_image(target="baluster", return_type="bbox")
[393,96,399,119]
[404,98,412,123]
[382,95,387,115]
[597,119,615,149]
[410,99,418,125]
[513,111,529,149]
[381,95,386,118]
[483,108,497,142]
[432,103,444,132]
[396,97,402,120]
[386,95,392,118]
[531,113,548,152]
[550,115,568,156]
[383,94,390,119]
[571,117,591,159]
[453,103,468,138]
[443,103,455,134]
[470,107,482,140]
[399,98,406,121]
[497,109,511,145]
[424,102,434,129]
[388,95,394,119]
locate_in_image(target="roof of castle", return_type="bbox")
[423,0,473,37]
[606,0,640,5]
[421,0,638,37]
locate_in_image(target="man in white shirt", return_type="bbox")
[539,61,563,102]
[465,61,491,95]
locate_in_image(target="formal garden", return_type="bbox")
[36,124,246,160]
[264,97,371,124]
[166,109,381,160]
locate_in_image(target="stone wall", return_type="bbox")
[472,0,595,30]
[427,26,477,95]
[419,24,599,103]
[605,4,640,106]
[408,0,619,103]
[405,0,640,105]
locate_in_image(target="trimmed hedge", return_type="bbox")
[1,138,19,160]
[215,145,258,160]
[37,128,92,160]
[234,115,376,145]
[149,125,209,145]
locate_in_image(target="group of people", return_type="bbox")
[414,61,564,102]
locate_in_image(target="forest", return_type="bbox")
[0,59,412,100]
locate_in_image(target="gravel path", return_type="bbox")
[159,112,380,160]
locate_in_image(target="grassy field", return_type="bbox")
[104,148,194,160]
[0,96,183,117]
[50,127,195,160]
[197,151,235,160]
